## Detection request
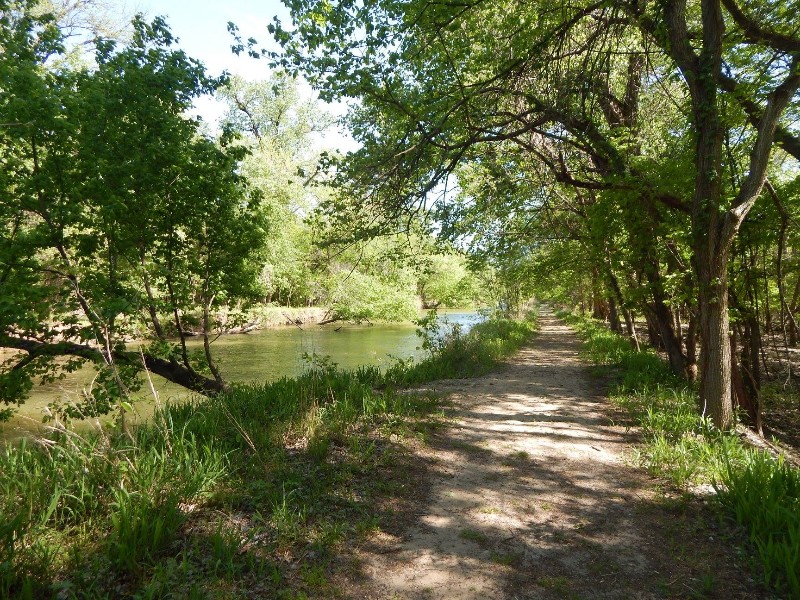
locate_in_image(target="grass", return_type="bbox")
[560,311,800,599]
[0,312,536,599]
[458,528,488,544]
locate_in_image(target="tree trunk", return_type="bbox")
[686,310,698,381]
[646,299,688,378]
[605,263,639,349]
[730,328,749,422]
[790,270,800,346]
[592,268,607,320]
[740,313,763,433]
[202,299,229,393]
[2,335,226,396]
[696,255,734,429]
[644,311,663,350]
[608,296,623,334]
[645,262,688,377]
[623,308,640,352]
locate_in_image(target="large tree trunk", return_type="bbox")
[696,249,734,429]
[634,0,798,431]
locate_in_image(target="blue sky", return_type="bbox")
[135,0,288,80]
[132,0,356,151]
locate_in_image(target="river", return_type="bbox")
[1,311,482,440]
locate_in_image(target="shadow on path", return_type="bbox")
[351,310,768,600]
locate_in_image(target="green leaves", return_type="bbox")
[0,7,265,412]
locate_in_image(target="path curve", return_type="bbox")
[353,310,766,600]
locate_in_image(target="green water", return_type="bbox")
[1,311,481,440]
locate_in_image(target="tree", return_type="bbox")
[218,73,333,307]
[270,0,800,429]
[417,252,478,309]
[0,4,265,419]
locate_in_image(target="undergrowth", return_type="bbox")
[561,311,800,599]
[0,313,535,599]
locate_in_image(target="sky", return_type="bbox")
[131,0,357,152]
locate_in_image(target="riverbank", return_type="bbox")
[200,304,485,333]
[0,315,535,598]
[0,310,486,442]
[238,305,329,329]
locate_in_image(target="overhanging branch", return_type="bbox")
[1,335,225,397]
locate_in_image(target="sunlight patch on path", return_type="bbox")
[355,310,761,600]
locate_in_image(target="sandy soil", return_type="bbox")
[342,310,774,600]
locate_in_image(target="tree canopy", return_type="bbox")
[270,0,800,429]
[0,3,265,417]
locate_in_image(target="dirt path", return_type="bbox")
[347,310,769,600]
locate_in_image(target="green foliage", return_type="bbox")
[717,453,800,596]
[0,428,224,596]
[219,73,332,307]
[565,311,800,597]
[0,4,266,413]
[324,269,419,322]
[219,74,489,318]
[417,253,480,309]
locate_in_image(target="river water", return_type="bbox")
[1,311,482,440]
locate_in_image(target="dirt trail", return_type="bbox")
[349,310,767,600]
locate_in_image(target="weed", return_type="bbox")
[459,528,487,544]
[490,551,520,566]
[537,575,571,592]
[479,506,500,515]
[716,452,800,596]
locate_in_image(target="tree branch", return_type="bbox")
[720,0,800,52]
[716,70,800,160]
[1,335,225,397]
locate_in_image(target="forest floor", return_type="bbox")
[332,310,774,600]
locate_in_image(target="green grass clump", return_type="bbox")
[0,312,535,598]
[0,427,224,597]
[561,311,800,598]
[716,452,800,596]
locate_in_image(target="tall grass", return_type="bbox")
[562,311,800,598]
[0,312,535,598]
[386,315,536,385]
